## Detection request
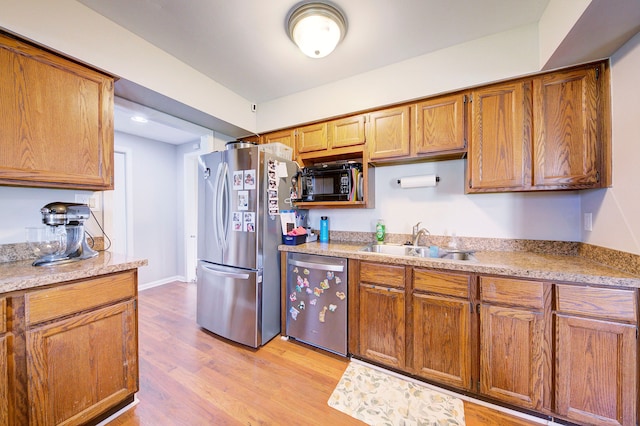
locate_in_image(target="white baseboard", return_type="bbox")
[95,396,139,426]
[139,275,186,291]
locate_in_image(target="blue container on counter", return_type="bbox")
[319,216,329,242]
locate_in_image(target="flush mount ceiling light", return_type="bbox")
[287,2,347,58]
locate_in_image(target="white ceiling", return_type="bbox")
[78,0,550,104]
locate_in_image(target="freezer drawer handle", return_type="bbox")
[201,265,250,280]
[289,259,345,272]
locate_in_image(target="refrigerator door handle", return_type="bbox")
[288,259,345,272]
[214,162,228,248]
[201,264,250,280]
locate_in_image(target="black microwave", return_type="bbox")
[293,162,363,202]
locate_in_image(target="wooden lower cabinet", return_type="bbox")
[26,300,137,425]
[356,262,406,369]
[351,262,639,425]
[0,296,8,425]
[555,284,637,426]
[479,277,551,412]
[411,269,473,390]
[3,270,139,426]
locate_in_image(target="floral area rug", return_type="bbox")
[328,361,466,425]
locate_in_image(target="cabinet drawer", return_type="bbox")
[414,269,470,298]
[480,276,545,309]
[556,284,637,322]
[360,262,405,288]
[0,297,5,333]
[25,270,136,326]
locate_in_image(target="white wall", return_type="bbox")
[113,132,179,285]
[0,0,255,132]
[258,24,540,132]
[581,32,640,255]
[0,187,98,244]
[307,160,582,242]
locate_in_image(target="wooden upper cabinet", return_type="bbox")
[0,33,114,190]
[296,122,328,154]
[367,105,411,160]
[467,80,531,192]
[533,64,605,189]
[261,129,296,151]
[467,60,610,193]
[414,93,467,156]
[328,114,366,149]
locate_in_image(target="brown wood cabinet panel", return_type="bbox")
[0,33,114,190]
[468,81,531,191]
[25,270,136,325]
[555,314,636,426]
[480,304,546,410]
[556,284,637,323]
[26,300,138,426]
[359,262,405,288]
[412,293,472,389]
[262,129,296,152]
[367,105,411,160]
[296,122,328,154]
[480,276,544,309]
[414,93,466,155]
[358,283,405,369]
[533,65,602,188]
[414,269,470,298]
[329,115,366,149]
[0,297,5,333]
[0,333,7,425]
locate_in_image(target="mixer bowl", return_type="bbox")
[26,226,67,257]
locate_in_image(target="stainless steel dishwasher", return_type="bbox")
[285,252,348,356]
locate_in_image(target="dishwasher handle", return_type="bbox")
[289,259,345,272]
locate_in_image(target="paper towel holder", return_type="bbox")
[397,175,440,188]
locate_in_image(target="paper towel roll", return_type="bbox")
[397,175,439,188]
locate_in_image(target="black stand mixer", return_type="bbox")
[31,202,99,266]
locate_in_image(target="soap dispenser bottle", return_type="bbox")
[375,219,386,243]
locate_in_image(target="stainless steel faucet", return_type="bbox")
[412,222,430,246]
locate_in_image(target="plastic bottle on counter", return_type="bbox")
[375,219,386,243]
[319,216,329,243]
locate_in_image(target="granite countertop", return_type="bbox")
[279,241,640,289]
[0,252,148,294]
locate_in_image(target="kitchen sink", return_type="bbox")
[360,244,476,261]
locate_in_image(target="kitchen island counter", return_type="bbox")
[279,241,640,288]
[0,251,148,294]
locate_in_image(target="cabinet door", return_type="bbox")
[468,81,531,191]
[367,105,411,160]
[26,300,138,426]
[329,115,366,149]
[555,314,636,426]
[412,293,471,389]
[262,129,296,151]
[297,122,328,154]
[0,34,114,190]
[480,304,545,410]
[358,283,405,369]
[415,94,466,155]
[0,334,7,426]
[533,65,602,188]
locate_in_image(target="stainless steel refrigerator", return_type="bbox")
[196,142,298,348]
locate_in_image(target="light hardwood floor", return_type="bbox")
[109,281,542,425]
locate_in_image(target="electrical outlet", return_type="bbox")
[75,193,100,211]
[584,212,593,231]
